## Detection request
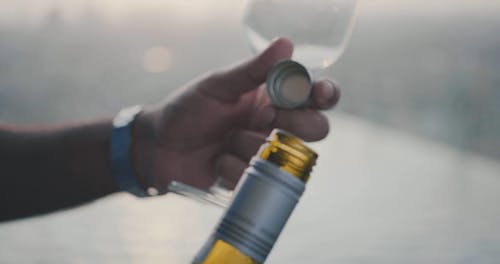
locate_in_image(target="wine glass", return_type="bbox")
[168,178,232,208]
[169,0,358,208]
[243,0,358,72]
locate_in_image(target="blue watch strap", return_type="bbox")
[110,105,150,197]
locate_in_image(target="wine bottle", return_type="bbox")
[193,129,317,264]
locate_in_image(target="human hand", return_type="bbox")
[131,38,340,194]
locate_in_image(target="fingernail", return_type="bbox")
[271,37,281,42]
[322,81,335,99]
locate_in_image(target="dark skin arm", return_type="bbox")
[0,38,340,222]
[0,120,117,221]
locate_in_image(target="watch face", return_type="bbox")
[113,105,142,127]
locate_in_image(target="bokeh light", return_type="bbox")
[143,46,174,73]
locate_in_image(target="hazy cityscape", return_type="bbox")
[0,1,498,160]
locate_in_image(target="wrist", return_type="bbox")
[110,105,157,197]
[130,109,161,195]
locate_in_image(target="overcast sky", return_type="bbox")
[0,0,498,26]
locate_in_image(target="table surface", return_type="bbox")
[1,114,499,264]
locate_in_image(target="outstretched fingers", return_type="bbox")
[271,109,330,141]
[226,129,267,162]
[198,38,294,102]
[214,154,248,190]
[310,79,341,110]
[248,77,340,141]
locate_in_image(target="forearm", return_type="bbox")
[0,120,118,221]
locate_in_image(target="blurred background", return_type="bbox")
[0,0,499,263]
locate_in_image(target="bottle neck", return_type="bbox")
[194,129,318,264]
[258,129,317,182]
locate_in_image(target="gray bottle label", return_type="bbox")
[194,158,305,263]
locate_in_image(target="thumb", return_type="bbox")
[199,37,294,102]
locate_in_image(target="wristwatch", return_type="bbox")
[110,105,151,197]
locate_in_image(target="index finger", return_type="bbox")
[199,37,294,102]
